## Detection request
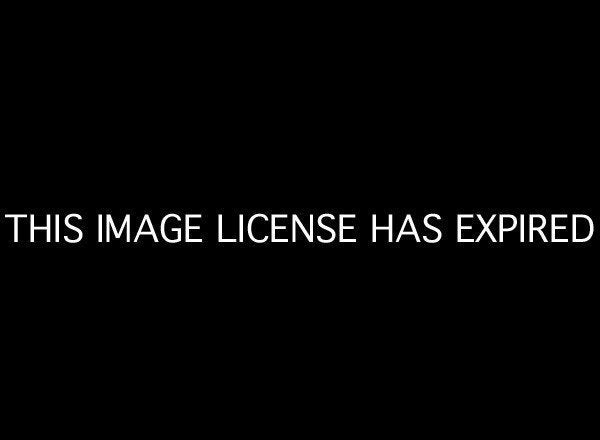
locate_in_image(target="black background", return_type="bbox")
[1,6,597,434]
